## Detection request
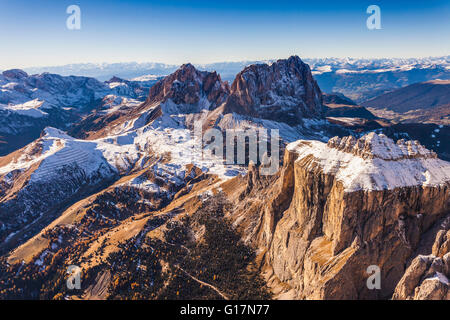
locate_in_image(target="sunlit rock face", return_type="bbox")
[230,133,450,299]
[393,217,450,300]
[146,63,230,114]
[222,56,323,125]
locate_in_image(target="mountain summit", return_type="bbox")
[146,63,230,113]
[221,56,323,125]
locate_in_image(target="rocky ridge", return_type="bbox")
[1,57,449,300]
[393,217,450,300]
[222,56,323,125]
[0,69,153,155]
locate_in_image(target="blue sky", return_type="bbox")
[0,0,448,69]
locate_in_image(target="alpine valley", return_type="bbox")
[0,56,449,300]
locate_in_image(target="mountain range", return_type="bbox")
[0,56,449,300]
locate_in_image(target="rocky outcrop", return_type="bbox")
[326,134,438,160]
[145,63,229,113]
[392,253,450,300]
[393,217,450,300]
[68,64,230,139]
[232,133,450,299]
[222,56,323,125]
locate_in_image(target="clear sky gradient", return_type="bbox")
[0,0,448,69]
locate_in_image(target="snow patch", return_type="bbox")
[287,133,450,192]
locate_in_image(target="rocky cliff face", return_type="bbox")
[0,65,241,254]
[231,133,450,299]
[222,56,323,125]
[393,217,450,300]
[146,63,229,114]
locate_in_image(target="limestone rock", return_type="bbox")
[231,133,450,299]
[222,56,323,125]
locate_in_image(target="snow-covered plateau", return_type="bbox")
[288,132,450,192]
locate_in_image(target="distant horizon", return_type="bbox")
[3,54,449,72]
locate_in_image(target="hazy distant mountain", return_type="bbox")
[362,80,450,113]
[322,92,356,106]
[310,57,450,103]
[221,56,323,125]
